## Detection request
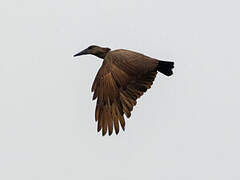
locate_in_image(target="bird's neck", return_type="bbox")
[93,48,111,59]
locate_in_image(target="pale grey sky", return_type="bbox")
[1,0,240,179]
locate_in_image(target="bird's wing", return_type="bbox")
[91,50,159,136]
[109,49,159,75]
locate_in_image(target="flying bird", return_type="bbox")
[74,45,174,136]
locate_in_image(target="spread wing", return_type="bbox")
[91,49,159,136]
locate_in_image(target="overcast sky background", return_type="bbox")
[1,0,240,179]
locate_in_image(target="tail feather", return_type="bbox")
[157,60,174,76]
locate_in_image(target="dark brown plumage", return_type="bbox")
[74,45,174,136]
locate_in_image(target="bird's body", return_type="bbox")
[74,45,174,136]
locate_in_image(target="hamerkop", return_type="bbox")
[74,45,174,136]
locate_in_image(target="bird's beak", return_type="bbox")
[73,48,88,57]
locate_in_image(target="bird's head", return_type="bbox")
[73,45,111,59]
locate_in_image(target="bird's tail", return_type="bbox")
[157,60,174,76]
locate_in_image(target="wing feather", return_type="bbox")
[92,50,159,135]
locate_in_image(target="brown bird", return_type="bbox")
[74,45,174,136]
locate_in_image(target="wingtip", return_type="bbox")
[102,130,107,136]
[108,130,113,136]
